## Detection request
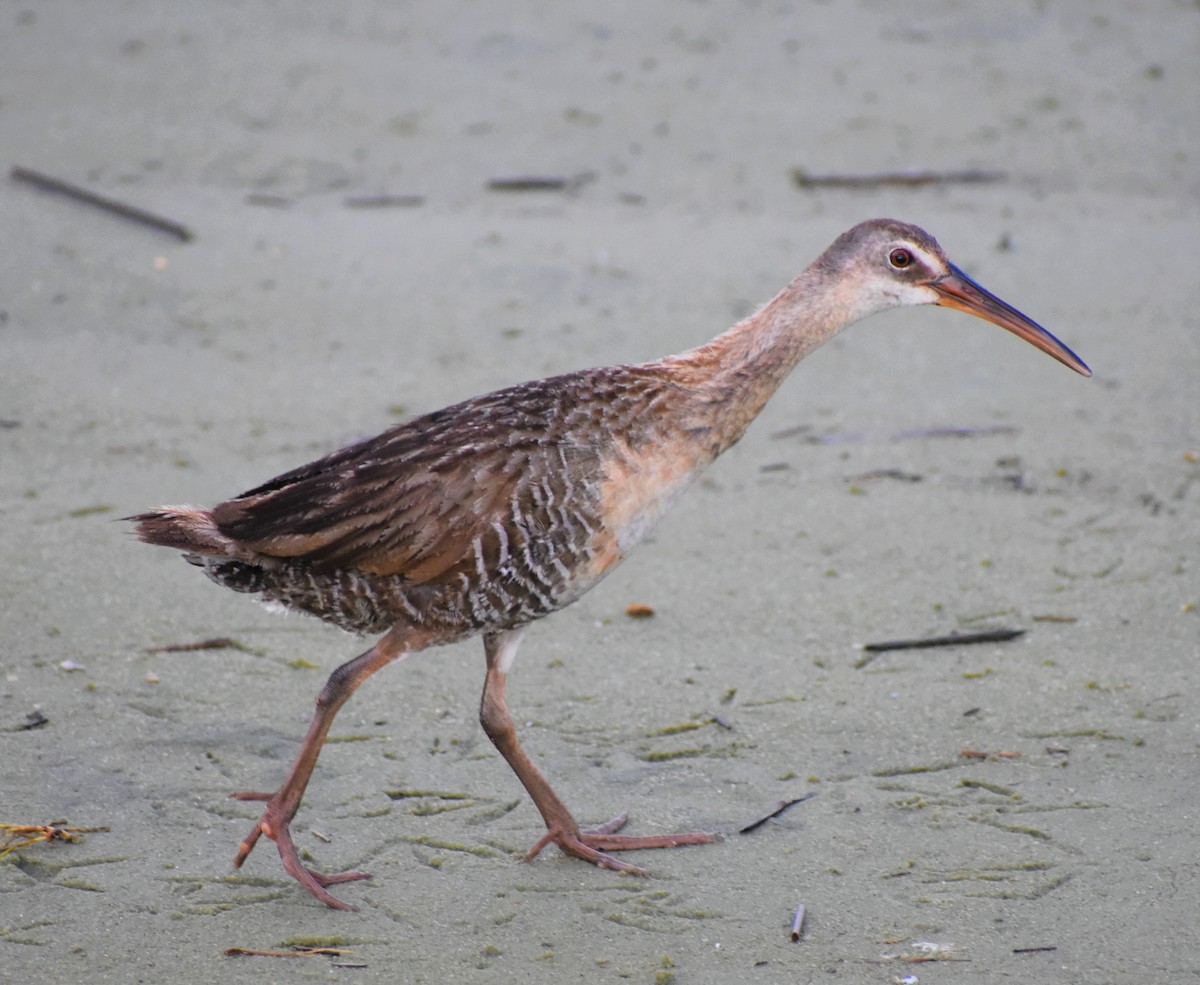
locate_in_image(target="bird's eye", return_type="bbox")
[889,248,913,269]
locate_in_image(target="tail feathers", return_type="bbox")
[126,506,242,557]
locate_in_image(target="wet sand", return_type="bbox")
[2,4,1197,983]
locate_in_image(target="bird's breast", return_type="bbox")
[582,438,708,579]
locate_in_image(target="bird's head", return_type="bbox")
[818,219,1091,377]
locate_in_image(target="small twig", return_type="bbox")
[244,193,291,208]
[891,424,1019,441]
[11,165,194,241]
[850,468,923,483]
[0,822,110,860]
[790,903,806,941]
[487,175,571,192]
[707,712,734,730]
[860,628,1025,654]
[791,167,1005,190]
[1013,946,1058,954]
[486,172,595,194]
[19,710,49,730]
[144,637,239,653]
[739,793,816,834]
[343,193,425,208]
[224,946,352,959]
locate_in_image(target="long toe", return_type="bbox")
[527,814,714,874]
[580,812,715,852]
[310,868,373,888]
[272,819,367,910]
[581,812,631,837]
[536,828,649,875]
[232,796,369,910]
[583,829,716,852]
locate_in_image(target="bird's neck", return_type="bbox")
[657,263,856,454]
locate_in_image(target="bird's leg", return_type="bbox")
[232,628,416,910]
[479,630,714,875]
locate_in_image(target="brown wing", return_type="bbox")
[210,374,607,582]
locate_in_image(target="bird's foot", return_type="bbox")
[231,789,371,911]
[525,811,715,874]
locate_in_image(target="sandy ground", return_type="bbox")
[2,3,1198,983]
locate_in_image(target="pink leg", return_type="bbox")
[479,630,714,874]
[232,628,422,910]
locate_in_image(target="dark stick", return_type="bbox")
[19,710,49,730]
[11,166,194,241]
[861,628,1026,653]
[739,793,816,834]
[487,176,571,192]
[792,167,1005,190]
[1013,946,1057,955]
[486,172,596,194]
[343,194,425,208]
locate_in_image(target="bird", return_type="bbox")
[128,218,1090,910]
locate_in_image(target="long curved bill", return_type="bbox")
[933,264,1091,377]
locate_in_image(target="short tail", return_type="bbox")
[125,506,239,557]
